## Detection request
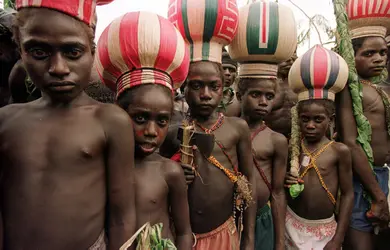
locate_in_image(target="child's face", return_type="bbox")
[355,37,387,79]
[222,64,236,87]
[126,86,173,156]
[299,102,331,143]
[185,61,223,117]
[19,8,94,102]
[240,78,276,120]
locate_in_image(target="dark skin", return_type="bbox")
[181,61,256,250]
[0,9,136,250]
[222,64,237,88]
[265,54,298,138]
[285,102,354,250]
[338,36,389,250]
[123,85,192,249]
[219,64,237,116]
[0,36,18,106]
[237,79,288,250]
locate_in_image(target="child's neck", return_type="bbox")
[135,151,158,162]
[244,115,264,130]
[302,136,330,150]
[191,110,219,125]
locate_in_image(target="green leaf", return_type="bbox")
[289,184,304,199]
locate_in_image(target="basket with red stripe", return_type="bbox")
[228,1,297,78]
[168,0,239,63]
[16,0,113,26]
[95,11,190,99]
[347,0,390,39]
[288,45,348,101]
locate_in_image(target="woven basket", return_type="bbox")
[288,45,349,102]
[168,0,239,63]
[347,0,390,38]
[96,11,189,97]
[228,1,297,77]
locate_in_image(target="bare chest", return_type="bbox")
[299,151,338,187]
[362,85,385,116]
[135,166,169,213]
[0,111,106,171]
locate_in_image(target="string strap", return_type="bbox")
[300,141,336,205]
[250,123,271,192]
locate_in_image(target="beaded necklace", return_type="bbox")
[300,140,336,205]
[191,112,253,228]
[195,112,225,134]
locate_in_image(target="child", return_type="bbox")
[227,2,296,248]
[285,45,354,250]
[237,77,288,250]
[0,8,18,106]
[0,1,136,249]
[96,11,192,249]
[218,48,239,116]
[265,51,298,139]
[337,2,390,248]
[166,1,256,249]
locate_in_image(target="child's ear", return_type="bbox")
[236,92,242,102]
[330,113,336,123]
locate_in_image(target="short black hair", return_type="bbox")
[352,37,367,55]
[186,61,225,86]
[297,99,335,117]
[116,84,173,110]
[237,77,277,96]
[84,81,115,103]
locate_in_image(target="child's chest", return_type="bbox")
[135,166,169,212]
[362,84,385,114]
[298,151,338,184]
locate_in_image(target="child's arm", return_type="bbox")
[326,143,354,249]
[101,106,136,250]
[271,134,288,250]
[337,88,389,217]
[235,118,256,250]
[166,161,193,250]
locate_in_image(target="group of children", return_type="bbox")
[0,0,389,250]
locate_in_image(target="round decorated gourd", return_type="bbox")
[288,45,348,101]
[228,1,297,78]
[167,0,239,63]
[16,0,113,26]
[96,11,190,98]
[347,0,390,39]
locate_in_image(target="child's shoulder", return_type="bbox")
[269,128,288,148]
[158,155,185,181]
[330,141,350,156]
[224,116,249,130]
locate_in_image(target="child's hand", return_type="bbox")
[284,171,304,188]
[323,239,341,250]
[181,163,195,185]
[366,199,390,227]
[181,146,202,185]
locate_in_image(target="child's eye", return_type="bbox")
[266,94,274,100]
[64,49,83,59]
[190,83,201,90]
[29,48,49,60]
[211,84,221,91]
[134,115,146,124]
[158,118,169,127]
